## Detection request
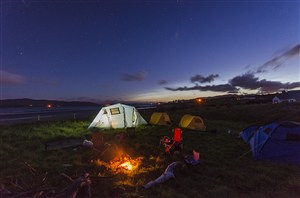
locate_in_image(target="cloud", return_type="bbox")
[165,44,300,95]
[165,72,299,94]
[229,73,300,93]
[158,80,168,85]
[256,44,300,73]
[0,70,26,85]
[191,74,219,84]
[165,84,239,93]
[230,73,260,90]
[165,73,238,93]
[282,44,300,57]
[121,71,147,81]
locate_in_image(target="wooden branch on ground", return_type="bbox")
[22,161,37,176]
[2,169,92,198]
[50,172,91,198]
[60,173,74,182]
[3,187,57,198]
[9,180,24,191]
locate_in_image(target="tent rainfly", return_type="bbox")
[149,112,172,126]
[179,114,206,131]
[88,103,147,129]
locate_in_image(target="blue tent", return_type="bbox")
[240,121,300,164]
[239,125,259,143]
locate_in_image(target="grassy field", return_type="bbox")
[0,103,299,197]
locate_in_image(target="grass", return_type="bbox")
[0,103,300,197]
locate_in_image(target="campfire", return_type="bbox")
[119,160,133,171]
[94,154,143,175]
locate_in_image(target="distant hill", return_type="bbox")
[0,98,100,108]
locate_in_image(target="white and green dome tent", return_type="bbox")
[88,103,147,129]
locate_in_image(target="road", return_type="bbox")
[0,109,99,125]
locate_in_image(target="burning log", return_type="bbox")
[94,154,143,175]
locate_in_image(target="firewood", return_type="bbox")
[52,172,91,198]
[23,161,37,176]
[60,173,74,182]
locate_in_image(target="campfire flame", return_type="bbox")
[119,161,133,171]
[94,154,143,175]
[116,156,135,171]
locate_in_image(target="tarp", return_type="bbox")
[179,114,206,131]
[88,103,147,129]
[149,112,171,125]
[45,138,84,151]
[240,121,300,164]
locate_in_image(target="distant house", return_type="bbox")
[272,90,300,104]
[272,96,281,104]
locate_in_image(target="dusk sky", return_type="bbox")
[1,0,299,103]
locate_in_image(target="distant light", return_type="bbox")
[196,98,203,103]
[47,104,52,108]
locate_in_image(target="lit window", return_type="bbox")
[110,107,120,115]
